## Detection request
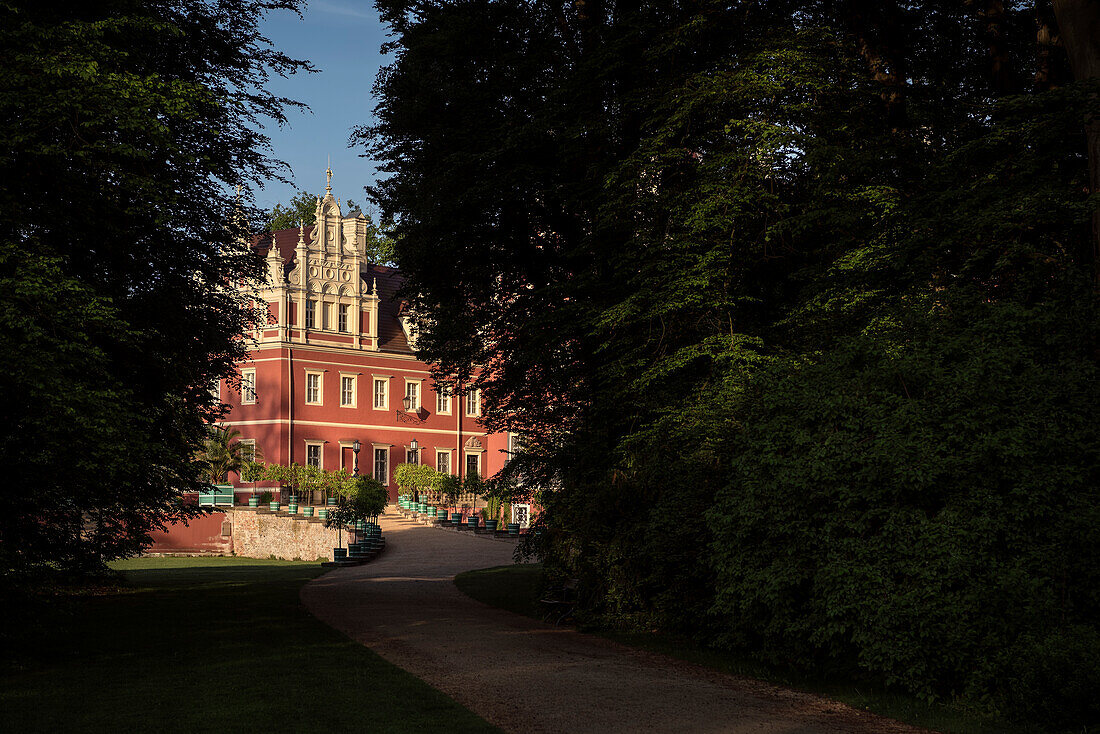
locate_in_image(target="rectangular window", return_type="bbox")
[241,369,256,404]
[306,372,321,404]
[436,387,451,414]
[322,302,331,330]
[405,382,420,411]
[406,449,418,465]
[338,304,348,332]
[373,378,387,409]
[340,376,355,407]
[436,451,451,474]
[374,448,388,484]
[306,444,321,468]
[465,453,480,479]
[305,299,316,329]
[240,439,256,463]
[466,388,480,417]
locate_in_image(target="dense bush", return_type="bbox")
[708,291,1100,726]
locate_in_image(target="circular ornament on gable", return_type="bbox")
[308,266,318,277]
[324,269,335,279]
[342,271,351,282]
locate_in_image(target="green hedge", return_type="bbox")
[708,295,1100,727]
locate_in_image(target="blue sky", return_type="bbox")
[252,1,391,214]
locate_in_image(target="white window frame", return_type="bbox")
[305,442,323,469]
[512,503,531,529]
[338,303,349,332]
[464,451,481,479]
[305,371,323,405]
[241,369,257,404]
[466,388,480,417]
[436,450,451,474]
[340,374,356,408]
[373,377,389,410]
[305,299,316,329]
[435,386,451,415]
[405,379,421,412]
[406,447,418,465]
[373,446,390,485]
[239,439,257,464]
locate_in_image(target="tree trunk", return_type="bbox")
[1035,2,1063,90]
[1053,0,1100,277]
[847,4,910,132]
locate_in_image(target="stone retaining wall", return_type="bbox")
[230,509,341,562]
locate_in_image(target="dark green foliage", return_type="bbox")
[364,0,1100,726]
[0,0,307,577]
[711,291,1100,725]
[325,476,388,528]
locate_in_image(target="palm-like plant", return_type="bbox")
[197,426,250,485]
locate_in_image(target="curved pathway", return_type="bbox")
[302,513,928,734]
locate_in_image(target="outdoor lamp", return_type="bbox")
[402,395,413,411]
[352,439,361,476]
[410,438,418,453]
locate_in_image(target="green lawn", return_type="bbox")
[2,557,500,733]
[454,564,1040,734]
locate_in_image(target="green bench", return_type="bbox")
[198,484,235,507]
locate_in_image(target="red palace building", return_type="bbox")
[215,171,515,505]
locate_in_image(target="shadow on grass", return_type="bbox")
[2,556,500,734]
[454,564,1042,734]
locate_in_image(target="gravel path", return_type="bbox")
[301,512,929,734]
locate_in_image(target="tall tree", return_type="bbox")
[0,0,308,577]
[1053,0,1100,274]
[364,0,1099,724]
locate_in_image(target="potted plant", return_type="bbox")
[326,475,388,561]
[393,463,418,511]
[480,477,507,534]
[298,463,324,517]
[241,459,267,507]
[195,425,250,503]
[437,473,461,525]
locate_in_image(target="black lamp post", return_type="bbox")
[352,439,361,477]
[409,437,419,464]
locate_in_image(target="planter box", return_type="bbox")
[302,507,314,518]
[269,501,281,512]
[507,523,520,536]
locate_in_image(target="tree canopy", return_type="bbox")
[363,0,1100,725]
[0,0,308,578]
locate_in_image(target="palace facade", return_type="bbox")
[216,172,513,504]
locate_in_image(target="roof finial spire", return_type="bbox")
[372,276,377,295]
[298,219,305,246]
[326,157,332,195]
